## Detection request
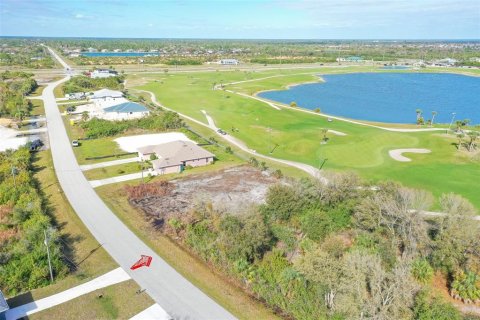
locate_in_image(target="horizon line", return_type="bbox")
[1,35,479,42]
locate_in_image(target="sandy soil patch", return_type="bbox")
[114,132,194,152]
[389,148,431,162]
[128,166,278,226]
[0,125,28,152]
[328,129,347,136]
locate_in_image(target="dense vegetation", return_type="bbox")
[80,112,184,138]
[134,171,479,319]
[0,148,67,295]
[62,75,124,94]
[0,39,55,68]
[0,71,38,118]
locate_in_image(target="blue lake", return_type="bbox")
[82,52,159,57]
[258,73,480,124]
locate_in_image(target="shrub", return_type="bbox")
[411,258,434,284]
[414,290,461,320]
[451,270,480,302]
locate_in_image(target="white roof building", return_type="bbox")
[90,89,124,100]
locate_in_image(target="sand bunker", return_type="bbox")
[389,148,431,162]
[328,129,347,136]
[115,132,194,152]
[0,125,28,152]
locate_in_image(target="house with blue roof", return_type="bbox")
[101,101,150,120]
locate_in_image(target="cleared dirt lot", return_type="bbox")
[128,165,278,225]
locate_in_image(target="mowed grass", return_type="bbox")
[30,99,45,116]
[30,280,153,320]
[132,67,480,209]
[8,150,117,307]
[96,180,281,320]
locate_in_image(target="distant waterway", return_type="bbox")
[258,73,480,124]
[82,52,159,57]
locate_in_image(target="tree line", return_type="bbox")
[0,71,38,119]
[0,148,67,295]
[130,171,479,319]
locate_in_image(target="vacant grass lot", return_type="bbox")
[132,66,480,209]
[30,99,45,116]
[30,280,153,320]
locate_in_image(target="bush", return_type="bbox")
[300,204,351,241]
[414,290,461,320]
[80,112,184,138]
[411,258,434,284]
[451,270,480,302]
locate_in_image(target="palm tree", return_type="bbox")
[321,128,328,142]
[416,109,423,123]
[81,111,89,122]
[431,111,437,126]
[467,132,478,152]
[457,133,465,150]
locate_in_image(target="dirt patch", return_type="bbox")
[128,165,278,227]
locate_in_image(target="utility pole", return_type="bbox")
[11,165,17,189]
[44,229,54,283]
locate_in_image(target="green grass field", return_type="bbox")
[131,66,480,209]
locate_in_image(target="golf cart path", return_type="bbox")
[218,77,448,133]
[132,91,322,178]
[5,268,130,320]
[389,148,431,162]
[44,46,236,320]
[80,157,139,171]
[328,129,347,136]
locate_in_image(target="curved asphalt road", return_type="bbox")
[43,47,235,320]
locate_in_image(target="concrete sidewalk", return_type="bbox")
[130,304,171,320]
[89,170,156,188]
[5,268,130,320]
[80,157,139,171]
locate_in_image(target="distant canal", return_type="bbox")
[82,52,159,57]
[258,73,480,124]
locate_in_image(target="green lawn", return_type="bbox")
[83,161,143,180]
[30,280,153,320]
[30,99,45,116]
[132,66,480,210]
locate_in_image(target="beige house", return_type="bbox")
[138,140,215,174]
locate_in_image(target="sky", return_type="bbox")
[0,0,479,39]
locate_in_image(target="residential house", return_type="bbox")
[137,141,215,174]
[102,102,150,121]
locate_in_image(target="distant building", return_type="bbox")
[0,290,9,320]
[336,56,363,62]
[102,102,150,121]
[90,69,118,79]
[90,89,123,100]
[137,140,215,174]
[219,59,239,65]
[434,58,457,67]
[65,92,86,100]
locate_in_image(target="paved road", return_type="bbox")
[6,268,130,320]
[43,48,236,320]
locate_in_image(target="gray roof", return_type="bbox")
[91,89,123,99]
[0,290,9,313]
[140,141,215,168]
[104,102,149,113]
